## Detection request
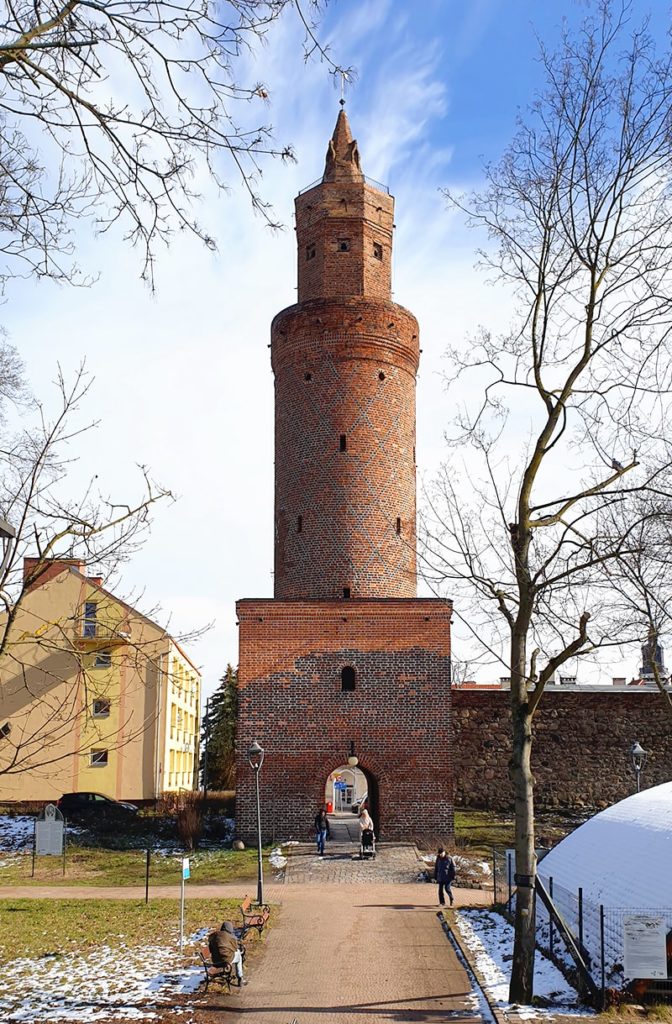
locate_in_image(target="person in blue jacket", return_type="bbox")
[434,847,456,906]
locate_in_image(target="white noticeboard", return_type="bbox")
[623,914,668,980]
[35,804,64,856]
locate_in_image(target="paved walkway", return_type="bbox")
[205,882,487,1024]
[285,842,426,884]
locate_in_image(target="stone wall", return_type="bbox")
[452,688,672,811]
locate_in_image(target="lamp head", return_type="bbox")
[247,740,265,770]
[630,741,647,770]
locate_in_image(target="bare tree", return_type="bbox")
[0,0,344,288]
[422,2,672,1002]
[0,347,185,784]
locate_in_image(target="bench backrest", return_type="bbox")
[240,895,252,913]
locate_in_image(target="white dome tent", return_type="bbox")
[536,782,672,988]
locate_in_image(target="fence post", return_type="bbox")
[507,852,512,913]
[600,904,606,1011]
[578,887,583,951]
[145,848,151,904]
[549,877,554,957]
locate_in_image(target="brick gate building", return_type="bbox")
[235,109,452,842]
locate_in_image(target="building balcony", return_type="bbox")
[73,621,131,650]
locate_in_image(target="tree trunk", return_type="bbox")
[509,631,537,1004]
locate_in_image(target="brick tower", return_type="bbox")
[236,109,452,842]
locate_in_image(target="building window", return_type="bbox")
[396,517,402,535]
[90,748,108,767]
[92,698,111,718]
[83,601,97,637]
[378,371,385,381]
[297,515,303,533]
[337,238,350,252]
[341,666,356,691]
[343,587,351,599]
[306,243,316,260]
[339,434,347,452]
[373,242,383,260]
[95,649,111,668]
[304,371,312,381]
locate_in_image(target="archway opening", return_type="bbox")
[323,764,380,841]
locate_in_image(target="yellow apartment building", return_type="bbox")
[0,558,201,803]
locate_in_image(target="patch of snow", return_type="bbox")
[454,908,587,1018]
[0,940,205,1022]
[269,847,287,869]
[0,816,37,852]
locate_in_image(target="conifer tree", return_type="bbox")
[202,665,238,791]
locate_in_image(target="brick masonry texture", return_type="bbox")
[236,598,453,843]
[272,298,419,601]
[452,688,672,811]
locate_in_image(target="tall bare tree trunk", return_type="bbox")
[510,628,536,1003]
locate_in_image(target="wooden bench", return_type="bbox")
[239,894,270,937]
[198,947,233,993]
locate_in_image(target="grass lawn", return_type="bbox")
[453,807,587,857]
[0,844,270,887]
[0,897,251,963]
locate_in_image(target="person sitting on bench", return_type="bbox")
[208,921,246,986]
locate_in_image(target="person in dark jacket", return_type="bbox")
[433,847,456,906]
[208,921,246,986]
[314,804,331,856]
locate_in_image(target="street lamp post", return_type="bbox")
[247,740,265,905]
[630,741,647,793]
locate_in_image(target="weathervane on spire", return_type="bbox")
[339,69,350,108]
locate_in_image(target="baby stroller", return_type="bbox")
[359,828,376,860]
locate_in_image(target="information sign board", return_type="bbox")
[182,857,190,880]
[35,803,64,856]
[624,914,668,980]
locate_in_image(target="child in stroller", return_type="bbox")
[358,808,376,859]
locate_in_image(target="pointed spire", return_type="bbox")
[322,108,364,184]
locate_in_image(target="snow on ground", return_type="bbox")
[454,908,589,1019]
[269,847,287,869]
[0,816,38,852]
[0,938,206,1023]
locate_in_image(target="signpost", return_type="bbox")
[624,914,668,980]
[32,804,66,877]
[179,857,190,949]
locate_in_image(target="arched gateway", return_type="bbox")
[235,109,453,843]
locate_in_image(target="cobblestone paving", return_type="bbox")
[285,841,427,884]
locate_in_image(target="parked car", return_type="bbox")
[57,792,138,818]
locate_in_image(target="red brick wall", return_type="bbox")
[295,181,394,302]
[235,598,453,842]
[452,688,672,811]
[271,298,419,601]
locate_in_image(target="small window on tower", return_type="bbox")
[337,238,351,252]
[341,666,356,691]
[339,434,347,452]
[297,515,303,533]
[306,243,316,260]
[304,372,312,382]
[396,517,402,535]
[343,587,351,599]
[373,242,383,260]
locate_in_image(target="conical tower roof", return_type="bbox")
[322,107,364,183]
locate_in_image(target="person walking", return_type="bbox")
[314,804,330,856]
[434,847,456,907]
[358,807,374,834]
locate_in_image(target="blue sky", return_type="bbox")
[5,0,668,694]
